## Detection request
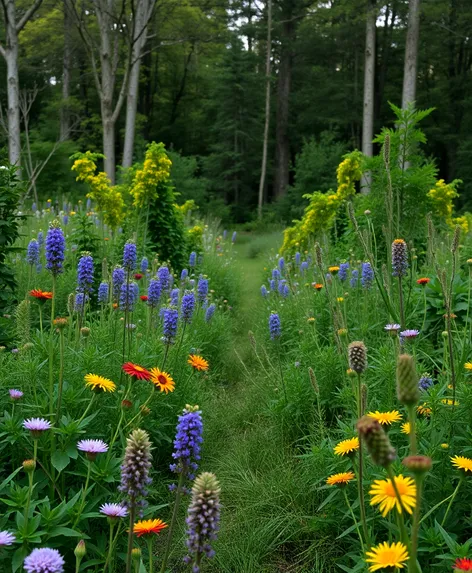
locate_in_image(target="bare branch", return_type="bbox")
[16,0,43,34]
[0,43,5,59]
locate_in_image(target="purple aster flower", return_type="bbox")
[181,291,196,323]
[171,288,180,307]
[361,262,374,289]
[278,257,285,273]
[100,503,128,519]
[140,257,149,274]
[118,428,152,511]
[184,472,220,570]
[112,267,125,299]
[97,282,109,304]
[24,547,65,573]
[181,268,189,281]
[269,312,281,340]
[37,231,44,248]
[205,303,216,323]
[26,240,40,266]
[147,278,162,308]
[170,406,203,485]
[384,323,401,333]
[23,418,52,438]
[295,252,301,266]
[123,241,137,272]
[338,262,350,282]
[120,282,138,312]
[77,439,108,461]
[77,252,94,294]
[232,231,237,243]
[392,239,409,278]
[261,285,269,298]
[162,307,179,344]
[400,329,419,339]
[45,221,65,276]
[74,292,89,313]
[0,531,15,546]
[418,376,434,391]
[157,266,171,291]
[272,268,281,281]
[350,269,359,288]
[300,261,308,274]
[9,389,23,400]
[62,215,68,226]
[197,277,209,303]
[189,251,197,267]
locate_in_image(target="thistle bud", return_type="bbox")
[131,548,141,562]
[53,317,68,330]
[357,416,396,468]
[74,540,86,561]
[23,459,36,473]
[348,341,367,374]
[80,327,90,337]
[308,367,319,394]
[396,354,420,406]
[346,368,356,378]
[402,455,432,475]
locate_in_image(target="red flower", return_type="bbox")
[454,558,472,571]
[134,273,143,280]
[140,295,148,301]
[122,362,151,380]
[30,289,53,301]
[417,277,430,286]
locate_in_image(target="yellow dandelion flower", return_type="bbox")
[84,373,116,393]
[334,437,359,456]
[307,317,316,323]
[365,541,409,572]
[326,471,355,486]
[401,422,410,435]
[417,403,432,416]
[441,443,449,449]
[367,410,402,425]
[369,475,416,517]
[451,455,472,473]
[337,297,344,302]
[463,362,472,371]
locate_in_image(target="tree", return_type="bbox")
[0,0,43,172]
[361,0,376,193]
[402,0,421,108]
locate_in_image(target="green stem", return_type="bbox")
[147,536,153,573]
[103,521,116,573]
[38,305,43,337]
[77,394,95,426]
[24,470,34,532]
[125,385,155,431]
[407,404,417,456]
[441,476,463,526]
[398,275,405,330]
[73,461,92,529]
[55,330,65,424]
[342,489,364,552]
[409,475,424,573]
[160,473,184,573]
[126,505,137,573]
[277,340,287,403]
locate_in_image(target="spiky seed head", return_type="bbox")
[396,354,420,406]
[452,225,461,254]
[357,416,396,468]
[308,367,319,394]
[348,341,367,374]
[67,293,75,315]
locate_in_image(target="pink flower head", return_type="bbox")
[0,531,15,546]
[9,389,23,400]
[77,439,108,462]
[100,503,128,519]
[400,329,420,339]
[23,418,52,438]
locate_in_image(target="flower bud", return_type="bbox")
[53,317,68,330]
[402,455,432,475]
[121,399,133,409]
[74,540,86,561]
[348,341,367,374]
[23,459,36,474]
[131,547,141,562]
[396,354,420,406]
[140,405,151,416]
[80,327,90,337]
[357,416,396,468]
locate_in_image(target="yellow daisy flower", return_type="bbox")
[328,266,340,274]
[369,475,416,517]
[84,373,116,393]
[367,410,402,425]
[441,443,449,449]
[149,368,175,394]
[334,437,359,456]
[442,398,459,406]
[417,403,431,416]
[401,422,411,435]
[451,455,472,473]
[365,541,409,572]
[464,362,472,371]
[326,471,355,486]
[188,354,209,372]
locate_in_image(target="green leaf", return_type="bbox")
[12,546,29,573]
[51,451,70,473]
[48,526,85,538]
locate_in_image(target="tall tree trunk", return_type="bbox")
[273,17,294,199]
[257,0,272,219]
[60,3,72,140]
[402,0,421,108]
[361,0,376,194]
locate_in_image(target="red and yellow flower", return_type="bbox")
[122,362,151,381]
[30,289,53,301]
[133,519,168,537]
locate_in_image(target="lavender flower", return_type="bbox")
[162,307,179,343]
[325,272,333,284]
[100,503,128,519]
[261,285,269,298]
[361,262,374,289]
[232,231,237,243]
[74,293,89,313]
[45,221,65,276]
[86,198,92,210]
[98,282,109,304]
[295,252,301,266]
[181,291,196,323]
[418,376,434,391]
[157,266,171,290]
[36,263,42,273]
[269,279,276,291]
[26,240,40,266]
[400,329,419,339]
[269,312,281,340]
[9,389,23,400]
[23,418,52,438]
[77,252,94,294]
[338,262,350,282]
[24,548,65,573]
[392,239,409,278]
[37,231,44,248]
[272,268,281,281]
[120,282,138,312]
[197,277,209,303]
[278,280,289,298]
[77,439,108,461]
[189,251,197,267]
[278,257,285,272]
[184,472,220,570]
[171,288,180,307]
[112,267,125,299]
[300,261,308,274]
[140,257,149,274]
[170,406,203,484]
[118,428,152,511]
[123,241,137,272]
[147,278,162,308]
[0,531,15,546]
[62,215,68,226]
[384,323,401,333]
[181,268,189,281]
[205,304,216,323]
[350,269,359,288]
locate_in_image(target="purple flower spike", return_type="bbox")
[100,503,128,519]
[77,252,94,294]
[24,547,65,573]
[9,389,23,400]
[123,241,137,272]
[77,439,108,462]
[181,291,196,323]
[269,312,281,340]
[169,406,203,487]
[112,267,125,299]
[0,531,15,546]
[147,278,162,308]
[119,429,152,512]
[45,221,65,276]
[197,277,209,303]
[162,307,179,344]
[205,303,216,323]
[23,418,52,438]
[26,240,40,266]
[98,282,109,304]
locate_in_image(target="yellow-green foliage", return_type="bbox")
[427,179,469,233]
[129,142,172,207]
[187,224,204,252]
[282,151,363,252]
[177,199,198,216]
[71,152,124,230]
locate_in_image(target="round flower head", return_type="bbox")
[45,221,65,276]
[26,240,40,266]
[24,547,65,573]
[0,531,15,546]
[369,474,416,517]
[454,558,472,571]
[451,455,472,473]
[401,422,410,434]
[134,518,168,537]
[23,418,52,438]
[100,503,128,519]
[122,362,151,380]
[313,283,323,290]
[30,289,53,302]
[84,373,116,393]
[326,471,355,486]
[365,541,408,572]
[400,329,420,339]
[123,241,137,272]
[77,439,108,461]
[417,277,430,286]
[384,323,401,333]
[392,239,409,278]
[334,437,359,456]
[9,389,23,400]
[465,362,472,371]
[188,354,209,372]
[205,303,216,323]
[149,368,175,393]
[368,410,402,425]
[418,375,434,391]
[328,265,339,274]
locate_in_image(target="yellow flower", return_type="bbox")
[328,266,340,274]
[149,368,175,394]
[417,403,432,416]
[337,328,348,336]
[84,373,116,393]
[401,422,410,435]
[334,437,359,456]
[188,354,209,372]
[337,297,344,302]
[307,317,316,323]
[369,475,416,517]
[326,471,355,486]
[133,518,168,537]
[442,398,459,406]
[464,362,472,371]
[365,541,409,572]
[451,455,472,473]
[367,410,402,425]
[441,443,449,449]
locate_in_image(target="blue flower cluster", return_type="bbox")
[123,241,137,272]
[162,307,179,343]
[197,277,209,303]
[97,282,109,304]
[147,278,162,307]
[45,222,65,276]
[269,312,281,339]
[181,291,196,323]
[169,406,203,484]
[26,240,40,266]
[77,253,94,293]
[361,262,374,289]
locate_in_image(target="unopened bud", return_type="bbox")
[131,548,141,562]
[74,540,86,561]
[396,354,420,406]
[140,405,151,416]
[357,415,396,468]
[53,317,68,330]
[23,459,36,473]
[121,399,132,409]
[80,327,90,337]
[402,455,432,475]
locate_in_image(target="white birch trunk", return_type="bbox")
[361,0,376,194]
[4,0,21,170]
[402,0,421,108]
[60,3,72,140]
